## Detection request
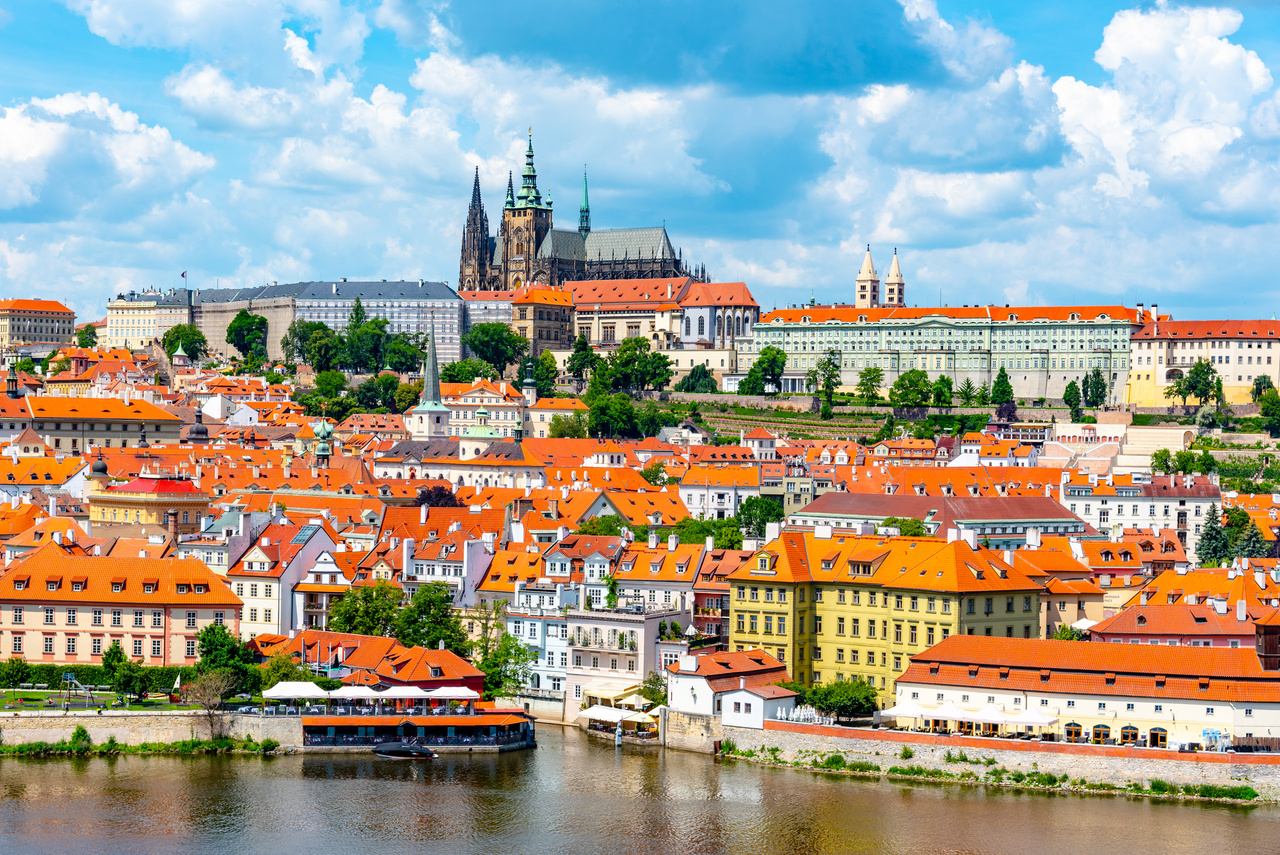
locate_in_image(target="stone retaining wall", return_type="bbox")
[716,722,1280,799]
[0,711,305,748]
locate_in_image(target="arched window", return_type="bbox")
[697,316,705,337]
[1064,722,1082,742]
[685,317,691,336]
[1149,727,1168,748]
[1091,724,1110,744]
[735,315,742,337]
[1120,725,1139,745]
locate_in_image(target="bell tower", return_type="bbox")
[499,131,553,290]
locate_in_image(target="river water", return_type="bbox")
[1,726,1276,855]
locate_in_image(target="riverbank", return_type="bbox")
[703,720,1280,801]
[0,726,281,758]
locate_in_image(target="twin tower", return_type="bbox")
[854,246,907,309]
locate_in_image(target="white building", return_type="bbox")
[721,683,799,729]
[664,650,790,717]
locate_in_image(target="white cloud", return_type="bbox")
[899,0,1012,82]
[165,65,297,132]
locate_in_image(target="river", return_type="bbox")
[0,727,1276,855]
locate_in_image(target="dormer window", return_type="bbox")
[195,585,206,594]
[72,582,83,592]
[13,579,25,591]
[177,585,189,594]
[757,556,769,570]
[47,581,58,591]
[144,584,155,594]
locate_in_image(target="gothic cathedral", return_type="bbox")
[459,133,705,291]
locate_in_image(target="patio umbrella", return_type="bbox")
[1011,708,1058,727]
[329,686,379,700]
[968,703,1015,726]
[930,700,969,722]
[882,699,929,719]
[424,687,481,700]
[377,686,430,699]
[262,681,331,700]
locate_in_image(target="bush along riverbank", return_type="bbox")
[715,741,1261,804]
[0,726,281,758]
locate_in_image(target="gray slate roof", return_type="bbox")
[116,280,460,306]
[584,228,676,261]
[537,229,586,261]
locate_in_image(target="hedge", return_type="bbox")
[6,664,200,694]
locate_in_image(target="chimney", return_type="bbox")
[52,531,62,545]
[960,529,977,549]
[1256,570,1266,590]
[403,537,414,574]
[167,509,179,540]
[764,521,782,541]
[1025,528,1041,550]
[1238,599,1248,622]
[420,505,427,525]
[667,532,678,552]
[705,535,715,551]
[739,676,745,690]
[648,530,659,549]
[48,496,55,518]
[947,528,959,543]
[1136,302,1144,321]
[261,536,270,547]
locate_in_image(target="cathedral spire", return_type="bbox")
[504,171,515,209]
[884,247,905,307]
[517,129,543,208]
[579,166,591,239]
[419,314,444,408]
[470,166,482,208]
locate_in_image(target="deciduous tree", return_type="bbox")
[888,369,932,408]
[463,323,528,372]
[412,486,463,508]
[393,582,470,654]
[738,496,784,538]
[162,324,209,362]
[440,358,498,384]
[856,365,883,404]
[549,413,587,438]
[326,581,403,637]
[226,310,269,359]
[674,363,718,393]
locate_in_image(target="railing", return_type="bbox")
[585,721,657,740]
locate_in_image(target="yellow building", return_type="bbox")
[0,299,75,349]
[1126,318,1280,406]
[88,471,211,534]
[512,283,574,358]
[727,530,1043,704]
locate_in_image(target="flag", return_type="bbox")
[181,271,186,279]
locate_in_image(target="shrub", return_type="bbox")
[719,738,736,755]
[846,761,880,773]
[820,753,846,769]
[1147,778,1174,795]
[260,738,279,754]
[899,745,914,760]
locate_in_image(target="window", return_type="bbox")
[44,636,54,654]
[248,609,258,622]
[152,611,163,628]
[91,638,102,656]
[1206,707,1214,716]
[186,639,197,658]
[235,583,244,597]
[66,608,77,625]
[43,608,54,625]
[11,636,20,654]
[133,611,144,628]
[214,612,224,626]
[66,637,76,655]
[152,639,162,657]
[264,609,272,624]
[778,616,786,635]
[894,624,902,643]
[132,639,143,657]
[186,611,197,629]
[1154,705,1163,712]
[112,610,122,627]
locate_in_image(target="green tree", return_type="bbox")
[736,363,766,396]
[605,574,620,609]
[713,519,744,550]
[355,373,400,410]
[808,677,877,719]
[1063,380,1083,422]
[326,581,403,637]
[471,600,535,700]
[882,516,929,537]
[638,670,668,706]
[1184,359,1218,405]
[607,337,673,393]
[1164,374,1190,408]
[806,349,842,419]
[196,623,258,695]
[638,400,675,437]
[394,582,470,654]
[440,358,498,384]
[674,363,718,394]
[752,346,787,396]
[1150,448,1174,475]
[956,377,977,405]
[548,413,587,438]
[1052,624,1086,641]
[856,365,883,404]
[738,496,784,538]
[1197,449,1217,474]
[101,639,126,683]
[930,375,953,408]
[226,309,269,359]
[566,335,598,390]
[76,325,98,348]
[280,319,328,363]
[1174,449,1197,474]
[162,324,209,362]
[2,657,31,700]
[529,349,559,398]
[640,460,672,486]
[1260,389,1280,437]
[975,383,991,407]
[888,369,932,408]
[575,515,629,537]
[114,658,147,702]
[1252,375,1276,403]
[1083,367,1110,408]
[343,317,389,373]
[463,322,528,372]
[396,380,423,412]
[588,393,639,438]
[1237,522,1270,559]
[384,333,427,374]
[991,367,1013,404]
[1197,503,1230,567]
[12,358,35,375]
[306,327,342,372]
[261,652,311,690]
[314,370,348,399]
[347,296,367,330]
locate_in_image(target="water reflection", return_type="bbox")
[0,728,1277,855]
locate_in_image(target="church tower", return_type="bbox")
[499,132,554,290]
[883,248,906,307]
[459,167,493,290]
[578,168,591,239]
[855,245,880,309]
[410,315,451,440]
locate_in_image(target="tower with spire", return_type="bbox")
[883,248,906,307]
[410,315,451,440]
[578,167,591,239]
[459,166,494,290]
[855,245,881,309]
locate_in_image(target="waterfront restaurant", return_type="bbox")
[894,631,1280,751]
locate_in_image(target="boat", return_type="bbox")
[372,740,438,760]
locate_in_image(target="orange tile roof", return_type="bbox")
[0,299,73,313]
[761,305,1143,325]
[0,550,239,606]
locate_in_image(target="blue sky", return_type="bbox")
[3,1,1280,322]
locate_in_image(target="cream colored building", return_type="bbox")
[0,300,76,349]
[105,292,161,349]
[1125,317,1280,407]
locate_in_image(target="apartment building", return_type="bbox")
[735,303,1148,398]
[1058,471,1219,562]
[512,283,574,358]
[726,530,1042,703]
[0,551,241,666]
[25,396,183,451]
[226,522,336,638]
[680,465,760,520]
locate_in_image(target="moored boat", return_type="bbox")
[372,741,438,759]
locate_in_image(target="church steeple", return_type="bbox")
[516,130,544,208]
[578,167,591,239]
[459,165,492,290]
[855,244,880,309]
[420,314,443,408]
[504,171,515,209]
[470,166,482,207]
[884,248,906,307]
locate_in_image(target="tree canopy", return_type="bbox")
[738,496,784,538]
[412,486,462,507]
[856,366,883,404]
[196,623,258,695]
[888,369,931,408]
[991,367,1014,405]
[463,323,528,371]
[226,310,269,359]
[162,324,209,362]
[1063,380,1083,422]
[440,358,498,384]
[806,349,841,419]
[393,582,470,655]
[674,363,718,394]
[76,325,98,348]
[326,581,402,637]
